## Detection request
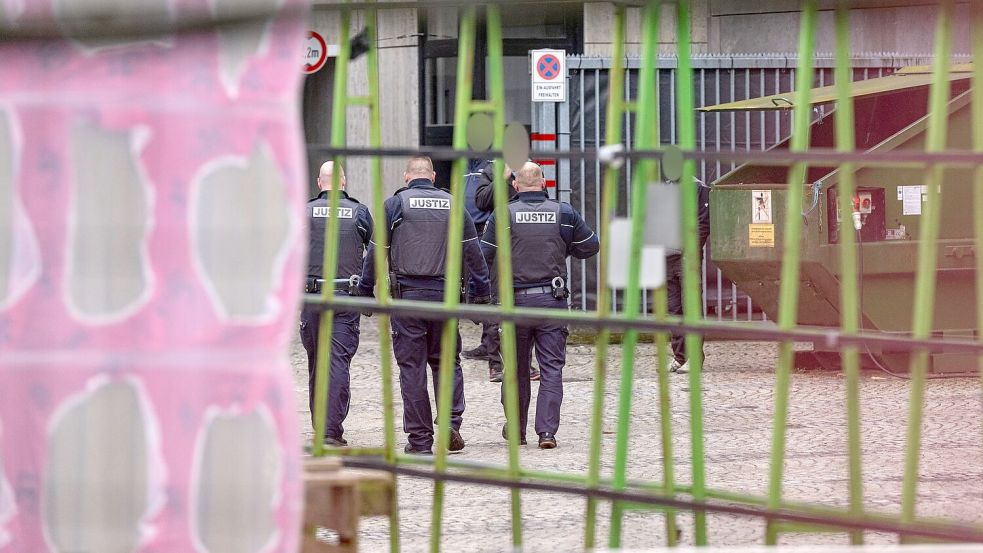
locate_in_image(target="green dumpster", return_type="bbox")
[703,67,977,373]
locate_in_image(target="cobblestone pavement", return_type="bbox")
[291,317,983,552]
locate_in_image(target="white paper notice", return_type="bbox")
[902,185,922,215]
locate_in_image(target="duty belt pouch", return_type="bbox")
[389,273,402,299]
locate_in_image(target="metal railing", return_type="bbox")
[307,0,983,551]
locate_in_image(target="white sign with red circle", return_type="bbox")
[531,49,566,102]
[304,31,329,74]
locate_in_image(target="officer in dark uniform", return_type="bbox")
[480,162,599,449]
[469,162,541,383]
[666,177,711,374]
[462,159,497,372]
[300,161,373,446]
[356,156,492,455]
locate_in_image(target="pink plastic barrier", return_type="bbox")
[0,1,308,551]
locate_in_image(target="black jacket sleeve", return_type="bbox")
[479,213,498,271]
[697,181,711,249]
[474,163,517,213]
[462,210,491,297]
[356,204,373,246]
[560,204,600,260]
[358,196,400,291]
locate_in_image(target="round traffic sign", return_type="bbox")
[304,31,328,74]
[536,54,561,80]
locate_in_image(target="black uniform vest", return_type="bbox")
[307,194,364,279]
[390,187,451,277]
[508,198,566,284]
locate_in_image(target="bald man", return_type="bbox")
[301,161,373,447]
[356,156,492,455]
[480,162,599,449]
[465,161,541,384]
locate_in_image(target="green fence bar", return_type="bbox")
[429,8,476,551]
[645,2,679,543]
[973,2,983,423]
[901,0,953,531]
[832,0,865,545]
[607,1,662,547]
[766,0,817,544]
[673,0,709,544]
[482,5,526,547]
[362,5,402,550]
[583,2,626,548]
[317,4,401,548]
[292,1,983,549]
[312,1,356,458]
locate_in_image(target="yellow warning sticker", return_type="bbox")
[749,224,775,248]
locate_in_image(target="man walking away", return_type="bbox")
[300,162,373,447]
[481,162,599,449]
[469,162,542,382]
[355,156,492,455]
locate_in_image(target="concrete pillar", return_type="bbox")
[306,4,420,209]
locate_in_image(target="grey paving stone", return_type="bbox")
[293,317,983,551]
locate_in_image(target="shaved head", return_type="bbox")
[317,161,346,191]
[403,156,435,184]
[513,161,545,192]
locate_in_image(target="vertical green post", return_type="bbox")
[652,285,679,547]
[608,2,661,547]
[583,3,626,548]
[901,0,952,529]
[641,2,678,546]
[484,5,525,547]
[832,1,864,545]
[363,5,401,550]
[312,4,356,458]
[971,0,983,436]
[675,0,708,544]
[430,7,476,552]
[766,0,817,544]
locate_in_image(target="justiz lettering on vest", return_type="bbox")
[409,198,451,209]
[515,211,557,223]
[313,207,354,218]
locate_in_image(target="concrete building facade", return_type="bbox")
[303,1,971,204]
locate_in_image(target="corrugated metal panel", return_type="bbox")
[560,55,919,320]
[698,70,971,112]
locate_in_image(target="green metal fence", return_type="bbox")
[308,0,983,550]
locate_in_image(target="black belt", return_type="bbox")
[307,276,355,294]
[514,285,552,295]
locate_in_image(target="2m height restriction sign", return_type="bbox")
[531,49,566,102]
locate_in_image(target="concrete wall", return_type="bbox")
[584,0,972,57]
[307,3,420,205]
[584,2,710,56]
[709,1,972,55]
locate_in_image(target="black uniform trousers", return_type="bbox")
[502,292,567,438]
[300,300,360,440]
[666,253,704,365]
[391,288,466,450]
[482,322,503,371]
[472,222,504,371]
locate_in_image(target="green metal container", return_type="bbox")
[705,69,977,372]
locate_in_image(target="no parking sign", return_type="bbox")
[531,49,566,102]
